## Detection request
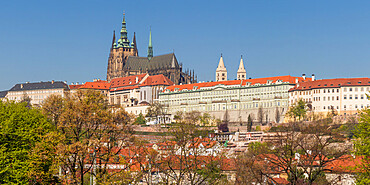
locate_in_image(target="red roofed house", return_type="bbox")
[109,73,174,115]
[159,75,311,124]
[78,79,111,97]
[289,77,370,115]
[68,83,84,94]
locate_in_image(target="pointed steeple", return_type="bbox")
[216,54,227,81]
[131,32,138,55]
[111,30,116,50]
[171,54,176,68]
[117,13,131,48]
[237,55,247,80]
[147,27,153,59]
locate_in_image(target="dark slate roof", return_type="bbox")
[0,91,7,98]
[124,53,179,71]
[9,81,69,91]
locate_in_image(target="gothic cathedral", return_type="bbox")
[107,14,196,85]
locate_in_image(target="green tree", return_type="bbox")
[200,113,211,126]
[247,114,253,132]
[0,100,59,184]
[287,99,307,121]
[354,104,370,184]
[135,113,146,125]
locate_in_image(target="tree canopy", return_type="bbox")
[0,100,59,184]
[354,104,370,184]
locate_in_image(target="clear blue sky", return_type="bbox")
[1,0,370,90]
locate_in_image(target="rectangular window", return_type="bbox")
[344,95,347,99]
[355,95,358,99]
[349,95,352,99]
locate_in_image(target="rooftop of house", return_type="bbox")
[69,84,84,90]
[79,80,111,90]
[110,74,174,92]
[289,77,370,92]
[0,91,8,98]
[9,81,69,91]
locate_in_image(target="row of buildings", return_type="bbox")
[0,73,173,116]
[158,74,370,123]
[2,72,369,124]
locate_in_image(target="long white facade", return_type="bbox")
[159,76,310,123]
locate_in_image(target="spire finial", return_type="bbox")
[118,12,130,48]
[221,53,222,57]
[241,55,243,59]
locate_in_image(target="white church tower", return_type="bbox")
[216,54,227,81]
[237,55,247,80]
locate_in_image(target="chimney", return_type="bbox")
[302,74,306,80]
[51,80,54,84]
[312,74,315,81]
[93,79,97,82]
[135,76,138,83]
[71,82,74,85]
[295,78,298,83]
[20,84,23,89]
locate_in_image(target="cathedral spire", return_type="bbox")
[147,27,153,59]
[237,55,247,80]
[131,32,138,55]
[111,30,116,50]
[117,13,130,48]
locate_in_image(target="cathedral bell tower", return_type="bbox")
[216,54,227,81]
[237,55,247,80]
[107,13,138,81]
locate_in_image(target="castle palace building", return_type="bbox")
[106,14,196,85]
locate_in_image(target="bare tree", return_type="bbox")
[236,114,351,185]
[42,90,135,184]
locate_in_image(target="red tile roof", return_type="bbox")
[110,74,147,88]
[79,80,111,90]
[110,74,174,92]
[69,84,84,90]
[140,74,174,87]
[289,78,370,92]
[325,155,363,173]
[165,75,310,92]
